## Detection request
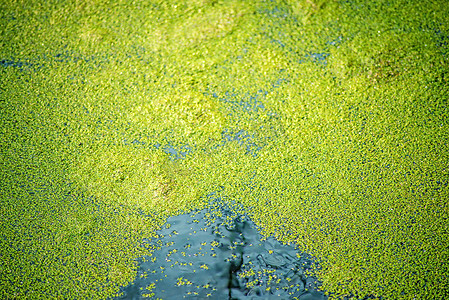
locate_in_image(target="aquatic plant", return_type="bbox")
[1,0,448,298]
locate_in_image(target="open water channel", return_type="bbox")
[116,198,327,300]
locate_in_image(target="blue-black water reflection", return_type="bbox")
[117,200,327,299]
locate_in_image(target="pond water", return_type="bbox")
[116,199,327,300]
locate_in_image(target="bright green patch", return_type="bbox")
[1,0,448,299]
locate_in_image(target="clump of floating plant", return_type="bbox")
[1,0,448,299]
[70,142,204,215]
[125,87,226,141]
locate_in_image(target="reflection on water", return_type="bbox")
[117,199,327,299]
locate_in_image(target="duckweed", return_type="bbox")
[1,0,448,299]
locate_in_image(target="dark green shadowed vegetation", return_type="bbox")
[1,0,448,299]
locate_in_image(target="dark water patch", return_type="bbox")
[204,71,288,116]
[52,49,114,67]
[219,129,264,157]
[122,137,193,160]
[116,199,327,299]
[435,29,449,57]
[305,53,330,66]
[124,126,267,160]
[0,58,35,71]
[327,35,344,47]
[209,89,266,113]
[162,143,193,160]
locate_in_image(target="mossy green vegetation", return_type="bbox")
[1,0,448,298]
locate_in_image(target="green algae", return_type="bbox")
[1,0,448,299]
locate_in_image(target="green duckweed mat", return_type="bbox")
[1,0,448,299]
